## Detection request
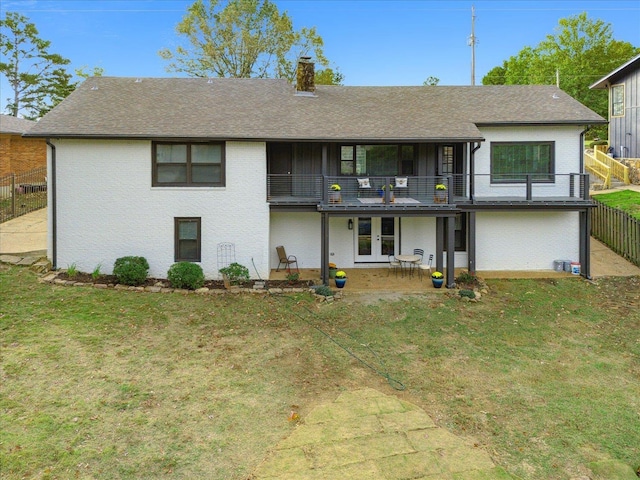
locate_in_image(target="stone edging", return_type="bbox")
[35,270,341,302]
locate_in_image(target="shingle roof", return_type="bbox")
[0,114,37,134]
[25,77,605,141]
[590,54,640,89]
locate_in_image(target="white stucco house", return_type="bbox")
[26,60,605,287]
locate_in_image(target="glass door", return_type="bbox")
[354,217,397,262]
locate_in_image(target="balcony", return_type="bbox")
[266,174,590,210]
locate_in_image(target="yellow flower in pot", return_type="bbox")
[431,271,444,288]
[329,184,342,203]
[334,270,347,288]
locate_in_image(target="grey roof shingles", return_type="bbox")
[25,77,606,141]
[0,114,37,134]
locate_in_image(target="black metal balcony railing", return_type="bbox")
[266,174,590,207]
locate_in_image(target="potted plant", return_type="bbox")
[379,184,394,202]
[431,271,444,288]
[434,183,447,203]
[328,262,338,278]
[334,270,347,288]
[329,183,342,203]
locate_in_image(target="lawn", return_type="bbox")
[1,264,639,480]
[592,189,640,220]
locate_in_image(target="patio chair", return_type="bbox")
[388,254,401,277]
[411,248,424,276]
[417,254,434,281]
[276,246,299,273]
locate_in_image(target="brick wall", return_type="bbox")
[0,133,47,177]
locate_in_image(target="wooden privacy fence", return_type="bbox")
[591,199,640,267]
[0,167,47,223]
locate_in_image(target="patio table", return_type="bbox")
[395,254,421,277]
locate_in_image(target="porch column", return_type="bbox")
[321,212,330,285]
[579,208,591,279]
[446,215,455,288]
[467,212,476,275]
[435,217,444,273]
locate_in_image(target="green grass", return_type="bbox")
[592,190,640,220]
[1,264,639,479]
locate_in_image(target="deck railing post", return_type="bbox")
[526,175,532,200]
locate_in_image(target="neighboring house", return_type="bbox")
[0,114,47,178]
[25,61,605,287]
[590,54,640,159]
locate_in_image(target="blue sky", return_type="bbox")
[1,0,639,112]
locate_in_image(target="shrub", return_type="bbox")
[314,285,333,297]
[167,262,205,290]
[455,271,480,287]
[113,256,149,286]
[219,262,250,285]
[459,289,476,299]
[286,272,300,283]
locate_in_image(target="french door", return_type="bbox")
[354,217,397,262]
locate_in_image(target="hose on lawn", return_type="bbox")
[251,259,406,391]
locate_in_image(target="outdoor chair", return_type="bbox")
[411,248,424,276]
[388,254,401,277]
[276,245,299,273]
[417,254,434,281]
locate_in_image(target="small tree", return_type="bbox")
[0,12,73,119]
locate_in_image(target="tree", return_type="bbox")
[159,0,339,83]
[481,12,639,137]
[422,76,440,86]
[315,67,344,86]
[0,12,73,119]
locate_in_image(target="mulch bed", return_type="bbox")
[55,271,314,290]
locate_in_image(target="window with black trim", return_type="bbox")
[611,84,624,117]
[339,144,415,175]
[490,142,554,183]
[175,217,201,262]
[153,142,224,186]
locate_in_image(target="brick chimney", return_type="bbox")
[296,57,315,93]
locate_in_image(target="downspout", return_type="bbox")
[46,139,57,269]
[579,127,591,280]
[470,141,481,202]
[467,142,481,275]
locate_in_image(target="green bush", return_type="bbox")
[219,262,250,285]
[113,256,149,286]
[167,262,205,290]
[314,285,334,297]
[459,289,476,299]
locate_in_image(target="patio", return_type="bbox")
[268,266,579,293]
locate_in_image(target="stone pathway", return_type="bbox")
[250,388,517,480]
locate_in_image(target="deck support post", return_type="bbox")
[446,215,456,288]
[468,212,476,275]
[435,217,444,273]
[321,212,330,285]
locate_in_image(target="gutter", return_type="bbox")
[46,139,57,270]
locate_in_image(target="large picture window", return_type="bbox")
[490,142,554,183]
[340,144,415,176]
[611,84,624,117]
[153,142,224,186]
[175,217,201,262]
